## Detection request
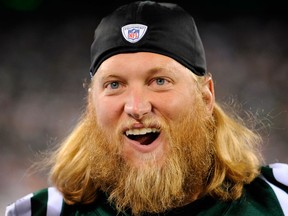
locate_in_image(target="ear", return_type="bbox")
[201,75,215,114]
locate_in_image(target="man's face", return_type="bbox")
[90,52,214,167]
[88,52,215,214]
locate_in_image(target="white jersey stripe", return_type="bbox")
[5,193,33,216]
[5,203,16,216]
[269,163,288,187]
[47,187,63,216]
[261,175,288,215]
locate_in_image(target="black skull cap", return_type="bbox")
[90,1,207,76]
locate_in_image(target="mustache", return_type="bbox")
[116,117,167,134]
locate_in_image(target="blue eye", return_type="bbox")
[109,82,119,89]
[155,78,165,85]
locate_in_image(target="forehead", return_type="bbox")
[94,52,196,79]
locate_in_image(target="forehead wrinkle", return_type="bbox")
[146,66,178,78]
[93,68,122,84]
[96,66,177,81]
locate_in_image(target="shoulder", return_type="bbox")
[242,163,288,216]
[259,163,288,215]
[261,163,288,192]
[5,187,63,216]
[215,163,288,216]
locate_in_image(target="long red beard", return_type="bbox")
[87,98,215,215]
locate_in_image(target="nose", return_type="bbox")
[124,89,152,120]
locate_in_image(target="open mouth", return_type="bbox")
[125,128,160,145]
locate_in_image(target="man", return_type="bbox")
[6,1,288,215]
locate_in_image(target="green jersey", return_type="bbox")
[5,163,288,216]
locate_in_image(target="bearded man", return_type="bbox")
[6,1,288,216]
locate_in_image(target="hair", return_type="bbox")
[44,73,263,205]
[196,74,263,200]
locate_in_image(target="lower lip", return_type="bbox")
[124,134,162,153]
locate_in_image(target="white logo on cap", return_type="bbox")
[121,24,148,43]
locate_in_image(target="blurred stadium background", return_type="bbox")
[1,0,287,213]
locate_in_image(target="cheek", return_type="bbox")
[93,97,123,129]
[155,91,197,120]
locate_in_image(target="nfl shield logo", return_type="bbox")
[121,24,148,43]
[128,29,139,40]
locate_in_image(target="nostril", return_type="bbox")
[125,103,151,120]
[128,113,142,120]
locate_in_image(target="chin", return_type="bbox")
[122,146,166,169]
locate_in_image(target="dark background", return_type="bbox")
[1,0,288,213]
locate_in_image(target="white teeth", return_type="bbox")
[125,128,160,136]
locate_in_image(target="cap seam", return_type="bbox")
[136,1,145,23]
